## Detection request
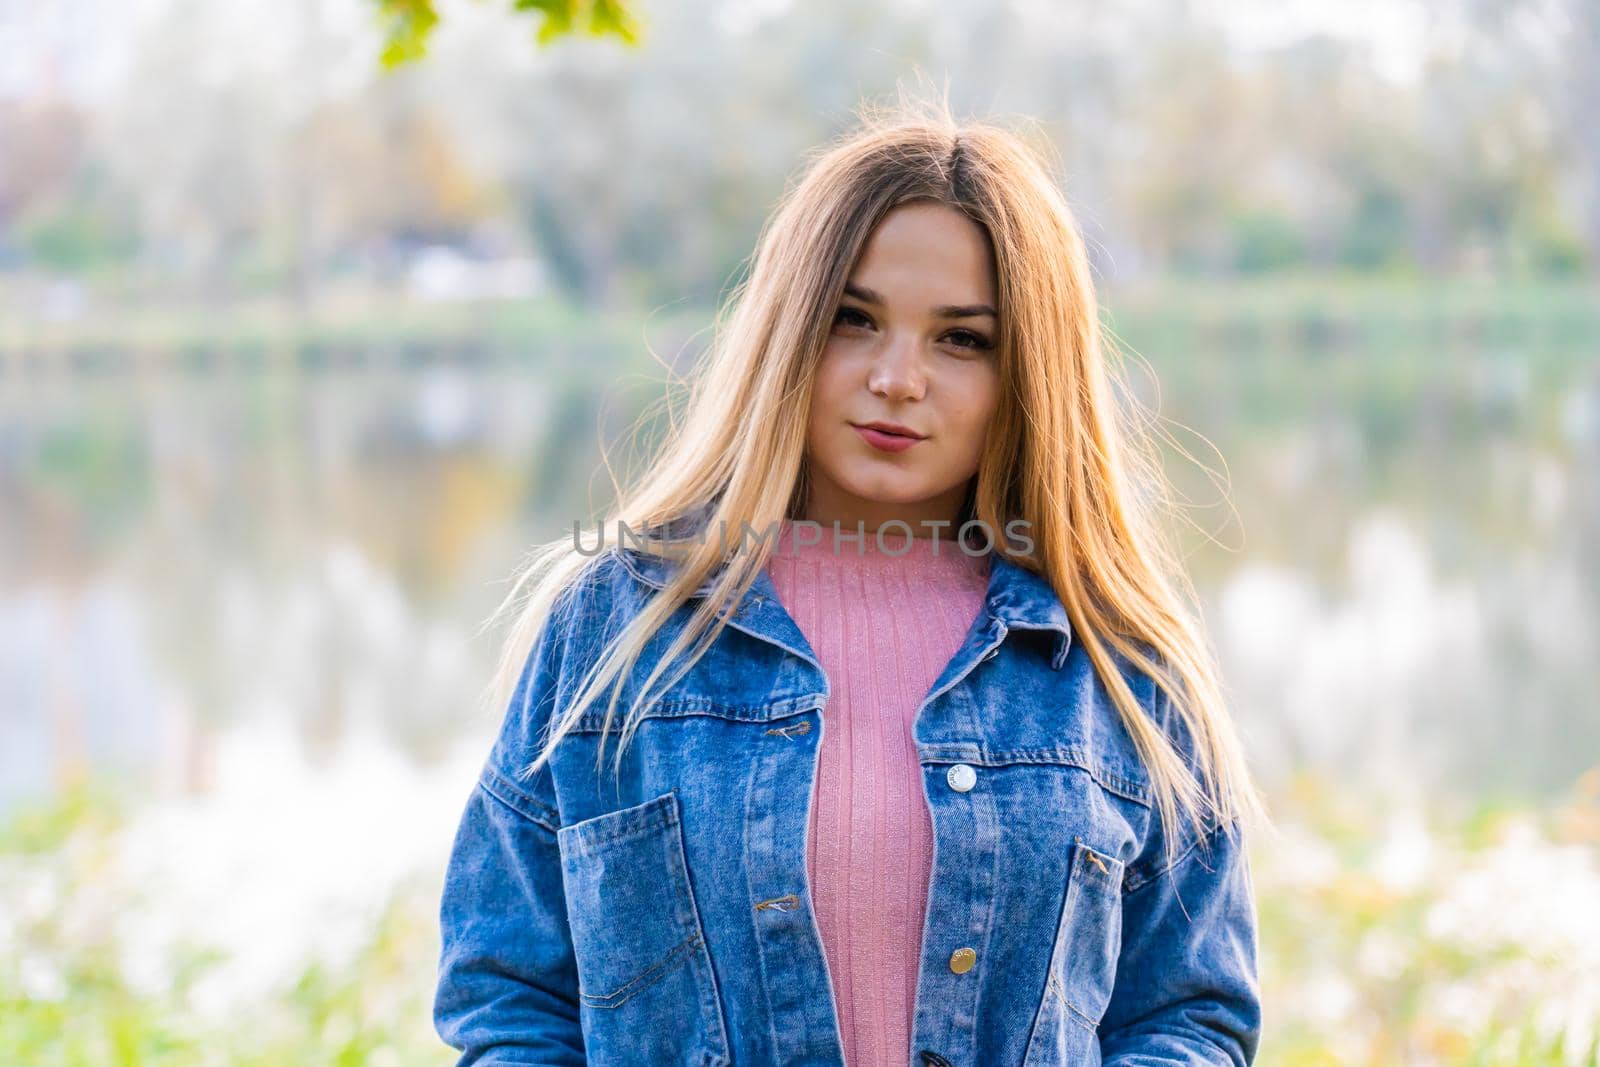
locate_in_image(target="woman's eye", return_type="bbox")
[831,308,992,352]
[945,330,995,352]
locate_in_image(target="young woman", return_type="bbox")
[434,99,1268,1067]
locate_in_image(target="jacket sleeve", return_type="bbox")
[433,581,589,1066]
[1098,670,1263,1066]
[1097,817,1261,1066]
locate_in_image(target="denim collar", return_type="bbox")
[609,506,1074,671]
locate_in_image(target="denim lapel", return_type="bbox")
[608,505,1074,671]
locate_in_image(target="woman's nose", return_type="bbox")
[867,335,926,401]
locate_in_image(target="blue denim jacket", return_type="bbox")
[434,523,1261,1066]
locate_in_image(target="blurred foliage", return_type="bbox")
[0,778,449,1066]
[3,771,1597,1064]
[5,0,1598,309]
[14,165,141,275]
[1253,768,1600,1066]
[371,0,643,67]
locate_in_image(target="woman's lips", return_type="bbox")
[853,424,925,453]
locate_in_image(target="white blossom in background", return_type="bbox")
[111,712,489,1020]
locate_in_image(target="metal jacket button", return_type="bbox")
[946,763,977,792]
[948,946,977,973]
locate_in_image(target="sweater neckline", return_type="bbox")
[765,518,991,581]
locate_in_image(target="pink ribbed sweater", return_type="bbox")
[763,518,991,1067]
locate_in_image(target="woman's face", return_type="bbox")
[802,200,1002,534]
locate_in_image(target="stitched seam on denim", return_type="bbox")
[1064,995,1100,1032]
[615,545,721,596]
[645,695,812,713]
[578,930,702,1008]
[559,794,677,852]
[567,695,823,730]
[614,546,667,589]
[921,749,1151,807]
[477,765,560,834]
[1046,970,1100,1034]
[1024,969,1057,1057]
[1122,818,1235,896]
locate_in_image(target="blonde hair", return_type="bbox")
[479,89,1270,869]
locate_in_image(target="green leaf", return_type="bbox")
[372,0,439,69]
[370,0,642,65]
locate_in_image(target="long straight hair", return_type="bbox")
[479,92,1269,868]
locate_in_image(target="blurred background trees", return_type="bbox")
[2,0,1596,313]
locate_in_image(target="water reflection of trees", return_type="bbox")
[2,285,1595,816]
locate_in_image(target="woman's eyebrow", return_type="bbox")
[843,281,997,319]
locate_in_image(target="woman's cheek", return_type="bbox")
[950,394,998,465]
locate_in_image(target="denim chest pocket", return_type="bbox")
[556,791,731,1066]
[1023,839,1126,1066]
